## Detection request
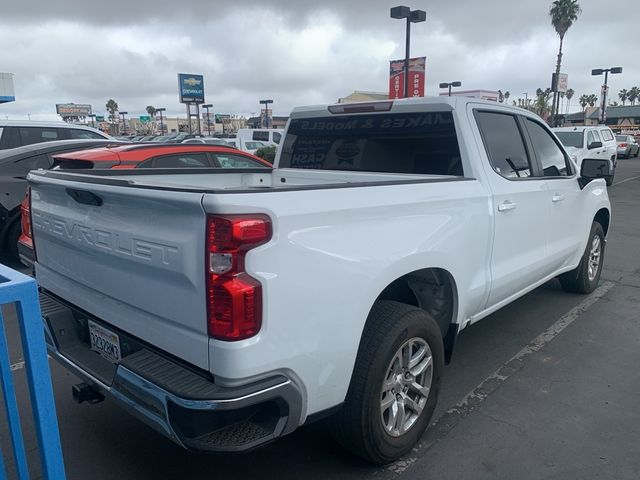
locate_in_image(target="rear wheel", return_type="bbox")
[559,222,605,294]
[331,300,444,464]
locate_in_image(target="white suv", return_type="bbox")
[553,125,617,185]
[0,120,110,150]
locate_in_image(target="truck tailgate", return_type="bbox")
[30,175,210,370]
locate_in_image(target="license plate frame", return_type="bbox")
[88,320,122,364]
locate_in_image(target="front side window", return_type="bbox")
[273,132,282,144]
[525,119,571,177]
[280,111,463,176]
[587,130,597,146]
[214,153,269,168]
[18,127,60,146]
[137,153,210,168]
[475,111,531,178]
[592,130,602,142]
[69,129,105,139]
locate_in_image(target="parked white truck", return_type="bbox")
[28,97,611,463]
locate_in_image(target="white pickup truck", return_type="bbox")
[28,97,611,464]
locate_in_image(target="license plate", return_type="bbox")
[88,320,121,363]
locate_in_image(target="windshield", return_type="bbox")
[555,131,583,148]
[279,111,462,175]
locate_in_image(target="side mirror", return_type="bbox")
[580,158,611,188]
[587,141,603,150]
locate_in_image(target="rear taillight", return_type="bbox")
[619,143,627,147]
[20,190,31,240]
[206,215,271,341]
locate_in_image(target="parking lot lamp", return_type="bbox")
[259,99,273,128]
[119,111,128,135]
[390,6,426,98]
[202,104,213,136]
[592,67,623,124]
[156,108,166,135]
[439,81,462,97]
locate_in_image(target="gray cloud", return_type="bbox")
[1,0,638,121]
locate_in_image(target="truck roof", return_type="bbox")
[290,95,529,119]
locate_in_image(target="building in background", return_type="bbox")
[562,105,640,132]
[337,91,388,103]
[439,89,500,102]
[0,73,16,104]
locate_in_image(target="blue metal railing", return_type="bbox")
[0,264,66,480]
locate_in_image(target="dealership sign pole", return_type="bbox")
[178,73,205,135]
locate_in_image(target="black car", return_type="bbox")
[0,139,122,260]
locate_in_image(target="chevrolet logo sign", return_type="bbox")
[183,77,202,87]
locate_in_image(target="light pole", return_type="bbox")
[88,114,96,128]
[156,108,166,135]
[390,6,426,99]
[522,92,529,107]
[592,67,623,124]
[119,111,128,135]
[202,104,213,136]
[439,81,462,97]
[259,99,273,128]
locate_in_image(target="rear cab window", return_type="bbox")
[279,112,463,176]
[600,129,614,142]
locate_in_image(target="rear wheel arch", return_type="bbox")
[371,267,459,363]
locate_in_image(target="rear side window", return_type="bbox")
[475,111,531,178]
[279,112,463,176]
[525,119,572,177]
[273,132,281,144]
[18,127,60,146]
[214,153,269,168]
[600,129,614,142]
[252,131,270,142]
[16,154,52,171]
[68,129,105,139]
[137,153,211,168]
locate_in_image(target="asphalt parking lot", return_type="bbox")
[1,159,640,479]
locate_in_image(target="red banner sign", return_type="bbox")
[389,57,426,99]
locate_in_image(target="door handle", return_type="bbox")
[552,193,565,203]
[497,201,517,212]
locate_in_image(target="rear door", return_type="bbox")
[473,109,551,307]
[30,175,210,369]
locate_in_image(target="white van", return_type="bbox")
[235,128,283,147]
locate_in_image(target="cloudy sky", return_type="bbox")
[1,0,638,121]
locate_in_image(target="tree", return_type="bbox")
[587,94,598,107]
[498,90,505,103]
[549,0,581,124]
[618,89,629,105]
[504,91,510,103]
[565,88,574,113]
[146,105,157,117]
[610,101,619,107]
[105,99,119,124]
[628,87,640,106]
[534,87,553,118]
[579,94,588,110]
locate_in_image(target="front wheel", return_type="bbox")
[559,222,605,294]
[331,300,444,464]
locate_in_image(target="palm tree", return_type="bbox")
[565,88,574,113]
[579,94,588,110]
[618,89,629,105]
[498,90,504,103]
[146,105,157,117]
[105,99,119,124]
[628,87,640,106]
[549,0,581,123]
[587,94,598,107]
[504,91,510,104]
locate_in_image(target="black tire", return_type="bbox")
[559,222,605,294]
[331,300,444,464]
